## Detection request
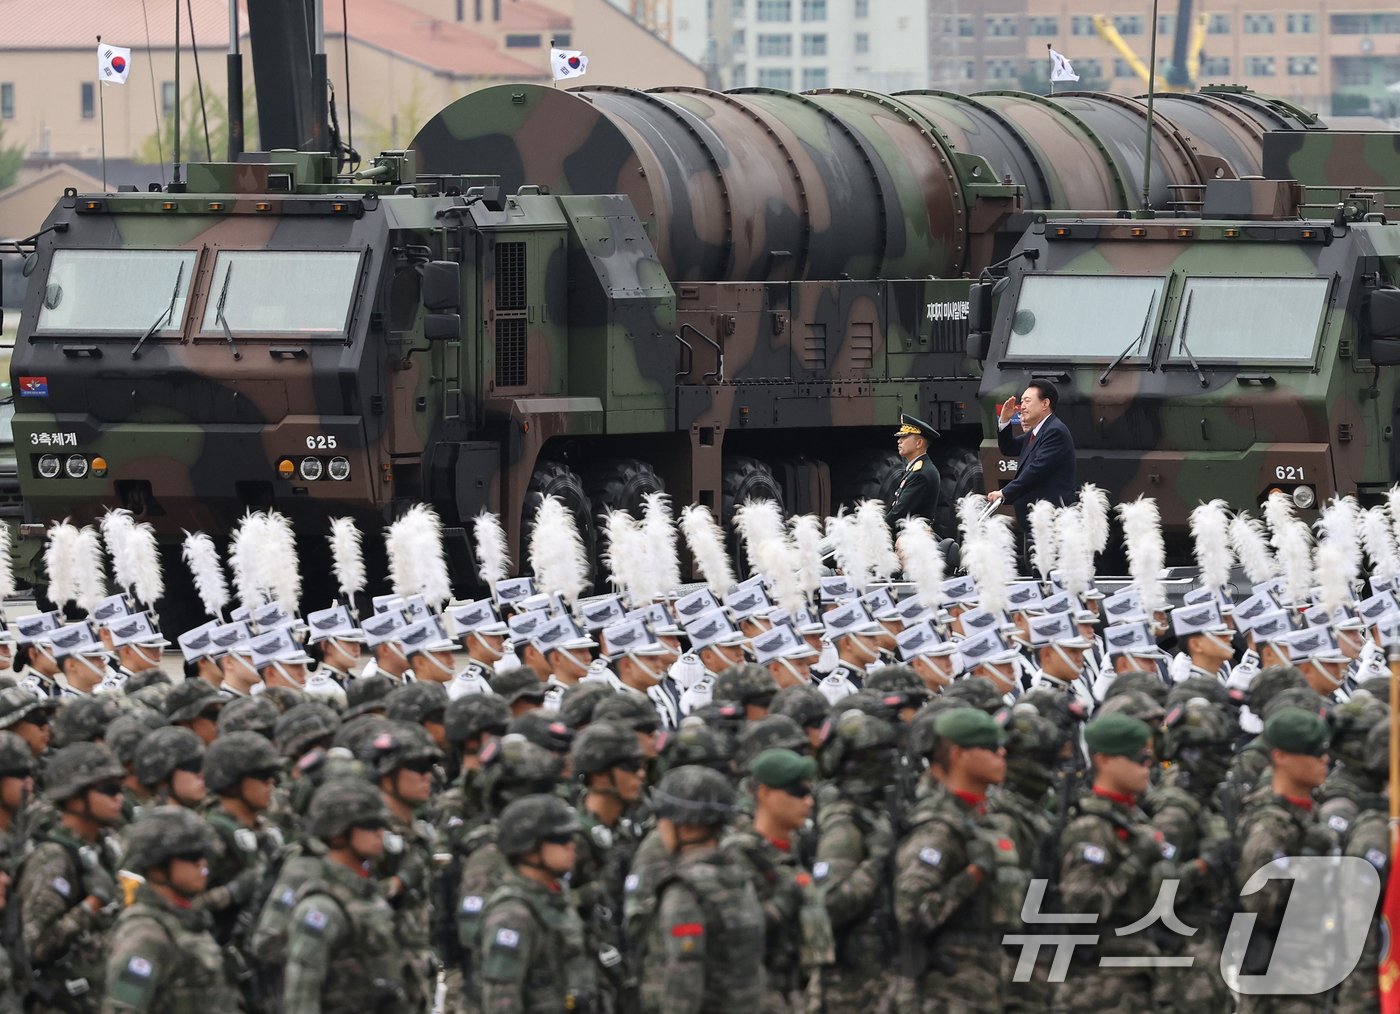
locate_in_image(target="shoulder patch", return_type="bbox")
[918,847,942,868]
[1366,848,1388,871]
[50,876,72,898]
[277,887,296,908]
[494,927,520,949]
[302,908,329,934]
[812,861,829,880]
[461,895,483,914]
[1161,842,1177,861]
[912,460,924,472]
[670,922,704,938]
[591,824,614,849]
[126,956,153,980]
[1327,815,1349,834]
[234,828,258,853]
[266,826,284,848]
[382,831,404,855]
[1081,844,1106,865]
[624,874,640,893]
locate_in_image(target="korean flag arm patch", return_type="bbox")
[1366,848,1388,871]
[107,951,161,1008]
[1080,844,1107,865]
[918,847,942,868]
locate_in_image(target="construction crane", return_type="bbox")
[1092,2,1207,93]
[629,0,673,43]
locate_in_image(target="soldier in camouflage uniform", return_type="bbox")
[478,794,596,1013]
[894,707,1023,1014]
[640,766,765,1014]
[1337,719,1389,1014]
[810,709,899,1013]
[985,703,1064,1014]
[197,731,286,1008]
[1315,690,1386,837]
[1056,714,1178,1014]
[723,748,827,1014]
[1235,708,1337,1014]
[361,721,444,1011]
[1146,697,1237,1009]
[1228,667,1309,796]
[15,742,127,1012]
[100,806,240,1013]
[277,777,409,1014]
[132,726,207,809]
[568,721,648,1013]
[0,731,35,857]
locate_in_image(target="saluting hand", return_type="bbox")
[997,396,1017,426]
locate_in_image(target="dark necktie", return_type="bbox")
[1026,428,1037,454]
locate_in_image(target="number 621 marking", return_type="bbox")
[1274,465,1304,481]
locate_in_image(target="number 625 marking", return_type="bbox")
[306,435,338,450]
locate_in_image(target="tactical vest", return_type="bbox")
[481,879,595,1013]
[107,901,239,1013]
[292,867,406,1014]
[21,832,119,1006]
[641,853,765,1013]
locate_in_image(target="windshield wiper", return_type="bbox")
[1097,290,1157,386]
[130,262,185,359]
[1174,292,1209,388]
[214,263,241,361]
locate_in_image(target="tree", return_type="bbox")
[356,79,431,157]
[0,123,23,192]
[137,84,258,165]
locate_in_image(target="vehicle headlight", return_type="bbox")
[65,454,88,479]
[1292,486,1316,509]
[299,457,323,481]
[327,456,350,481]
[36,454,60,479]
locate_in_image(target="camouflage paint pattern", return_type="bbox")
[978,175,1400,531]
[6,84,1344,587]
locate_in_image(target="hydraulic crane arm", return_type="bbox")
[1092,14,1168,91]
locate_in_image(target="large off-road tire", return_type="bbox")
[934,447,984,539]
[520,461,597,591]
[833,452,906,512]
[722,456,784,578]
[586,458,666,579]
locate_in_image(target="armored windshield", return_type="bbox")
[1168,277,1329,362]
[35,249,195,336]
[1004,275,1166,359]
[199,251,361,336]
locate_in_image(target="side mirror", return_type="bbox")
[423,313,460,342]
[1371,337,1400,366]
[966,332,989,363]
[421,261,460,312]
[967,281,994,334]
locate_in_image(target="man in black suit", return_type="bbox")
[885,413,941,526]
[987,379,1077,526]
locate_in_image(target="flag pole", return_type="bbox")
[97,35,108,191]
[1141,0,1160,212]
[1390,628,1399,876]
[550,38,557,89]
[1047,44,1053,96]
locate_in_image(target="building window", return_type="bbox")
[1243,14,1275,34]
[1077,58,1103,79]
[757,67,793,88]
[731,64,747,87]
[1113,15,1143,35]
[1207,14,1230,34]
[1287,55,1318,75]
[161,81,176,117]
[855,0,868,16]
[985,58,1019,80]
[985,16,1018,37]
[1027,16,1059,36]
[1113,58,1134,79]
[756,0,790,22]
[757,33,792,56]
[552,32,571,46]
[958,16,974,37]
[1158,14,1174,34]
[1200,56,1230,75]
[1331,14,1400,34]
[802,33,826,56]
[81,82,95,119]
[1245,55,1275,76]
[1071,15,1095,36]
[854,32,869,54]
[504,33,541,47]
[1286,13,1314,33]
[732,29,745,48]
[800,0,825,22]
[801,67,827,89]
[1,84,13,120]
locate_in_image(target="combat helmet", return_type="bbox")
[1002,703,1064,798]
[496,793,582,861]
[122,805,214,872]
[1327,691,1388,776]
[384,681,449,726]
[444,693,511,746]
[651,766,736,829]
[769,684,829,731]
[51,696,123,749]
[359,721,442,778]
[0,731,34,777]
[713,664,778,709]
[591,694,660,733]
[736,715,809,771]
[42,742,124,803]
[133,726,205,789]
[1095,689,1167,729]
[1102,670,1170,706]
[217,696,278,738]
[656,716,733,776]
[864,664,931,706]
[479,733,565,813]
[273,702,340,760]
[557,682,614,729]
[105,710,168,769]
[308,776,391,840]
[818,708,897,796]
[569,720,644,779]
[203,731,282,795]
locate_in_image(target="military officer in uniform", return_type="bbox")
[886,414,941,526]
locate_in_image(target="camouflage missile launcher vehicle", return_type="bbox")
[8,83,1321,594]
[973,128,1400,553]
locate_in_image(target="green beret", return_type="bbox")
[1263,707,1330,757]
[1084,713,1151,758]
[748,748,818,790]
[932,708,1005,750]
